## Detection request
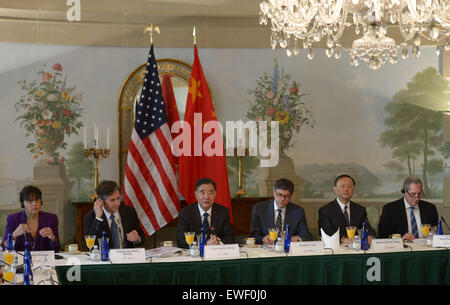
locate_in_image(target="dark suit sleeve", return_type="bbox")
[294,207,313,241]
[218,208,234,244]
[83,210,104,238]
[318,206,336,237]
[48,214,61,251]
[127,206,146,247]
[250,204,265,244]
[377,206,392,238]
[176,208,191,249]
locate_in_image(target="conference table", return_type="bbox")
[51,242,450,285]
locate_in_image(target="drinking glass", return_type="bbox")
[421,224,431,238]
[2,264,16,285]
[268,228,278,251]
[85,235,96,257]
[3,250,16,267]
[184,232,195,256]
[346,226,357,241]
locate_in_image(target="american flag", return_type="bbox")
[123,45,180,236]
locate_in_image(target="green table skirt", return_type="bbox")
[55,249,450,285]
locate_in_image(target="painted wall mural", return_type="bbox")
[0,42,448,220]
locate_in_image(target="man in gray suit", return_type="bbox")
[250,178,312,244]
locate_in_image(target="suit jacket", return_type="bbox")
[4,211,60,252]
[176,203,235,249]
[318,199,376,241]
[84,204,145,249]
[378,198,438,238]
[250,200,312,244]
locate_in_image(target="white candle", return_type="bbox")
[107,127,110,149]
[84,125,87,149]
[94,123,99,149]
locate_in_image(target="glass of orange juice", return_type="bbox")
[346,226,357,241]
[2,265,16,285]
[85,235,96,258]
[268,228,278,251]
[184,232,195,255]
[3,250,15,266]
[421,224,431,238]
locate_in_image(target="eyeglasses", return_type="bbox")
[274,193,291,200]
[406,191,424,198]
[25,199,42,205]
[335,185,354,190]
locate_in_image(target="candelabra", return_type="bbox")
[234,148,249,198]
[84,140,110,200]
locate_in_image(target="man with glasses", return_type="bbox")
[319,175,376,244]
[378,176,438,240]
[250,178,312,245]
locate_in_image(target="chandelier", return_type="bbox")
[259,0,450,70]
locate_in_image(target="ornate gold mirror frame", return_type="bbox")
[118,58,192,186]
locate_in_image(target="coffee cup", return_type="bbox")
[160,241,173,247]
[68,243,78,254]
[243,237,255,247]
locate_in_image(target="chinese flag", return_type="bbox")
[178,46,233,223]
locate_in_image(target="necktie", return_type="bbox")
[410,207,419,238]
[343,205,350,226]
[202,212,210,235]
[110,214,121,249]
[276,209,283,234]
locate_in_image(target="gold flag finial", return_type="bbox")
[193,26,196,45]
[144,24,160,45]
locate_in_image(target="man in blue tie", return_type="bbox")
[378,176,439,240]
[250,178,312,245]
[176,178,235,249]
[319,175,376,244]
[84,180,145,249]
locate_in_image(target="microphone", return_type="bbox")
[440,216,450,231]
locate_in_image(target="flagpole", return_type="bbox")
[143,24,161,248]
[144,24,160,45]
[193,26,196,45]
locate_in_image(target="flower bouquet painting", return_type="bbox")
[15,63,84,165]
[246,60,314,153]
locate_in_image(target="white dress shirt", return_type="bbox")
[198,205,212,227]
[404,199,423,238]
[101,208,125,249]
[336,198,350,222]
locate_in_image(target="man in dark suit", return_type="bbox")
[319,175,376,244]
[84,180,145,249]
[378,176,438,240]
[176,178,235,249]
[250,178,312,245]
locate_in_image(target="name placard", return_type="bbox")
[18,251,55,267]
[289,241,325,256]
[204,244,240,259]
[109,248,146,264]
[370,238,404,252]
[432,235,450,248]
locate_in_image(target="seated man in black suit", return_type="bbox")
[84,180,145,249]
[378,176,438,241]
[319,175,376,244]
[250,178,312,245]
[176,178,235,249]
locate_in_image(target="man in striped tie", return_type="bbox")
[84,180,145,249]
[378,177,439,240]
[250,178,312,245]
